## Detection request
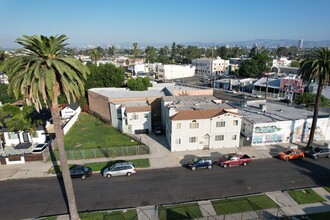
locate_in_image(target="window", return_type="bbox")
[8,132,18,139]
[132,114,139,120]
[232,135,237,140]
[233,120,239,126]
[216,121,225,127]
[189,137,198,143]
[177,123,181,129]
[190,120,199,129]
[144,114,148,118]
[175,139,181,144]
[215,135,224,141]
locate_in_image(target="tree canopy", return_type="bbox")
[126,77,152,91]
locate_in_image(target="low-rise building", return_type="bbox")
[191,57,229,78]
[237,100,330,146]
[162,96,241,151]
[156,64,195,81]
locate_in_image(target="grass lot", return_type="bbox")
[48,158,150,174]
[212,194,278,215]
[287,189,326,204]
[158,203,203,220]
[64,113,141,149]
[324,187,330,193]
[79,209,138,220]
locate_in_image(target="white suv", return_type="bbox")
[250,93,262,98]
[103,162,136,178]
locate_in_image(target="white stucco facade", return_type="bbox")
[191,57,230,78]
[157,64,195,80]
[3,130,47,147]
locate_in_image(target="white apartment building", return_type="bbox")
[161,96,241,151]
[191,57,230,78]
[157,64,195,80]
[272,57,292,68]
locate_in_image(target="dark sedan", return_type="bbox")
[69,165,93,179]
[184,157,213,171]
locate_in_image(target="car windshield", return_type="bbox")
[314,148,322,153]
[284,150,292,155]
[223,154,232,160]
[192,157,201,163]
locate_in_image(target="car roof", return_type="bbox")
[113,162,133,166]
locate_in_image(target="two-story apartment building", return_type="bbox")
[161,96,242,151]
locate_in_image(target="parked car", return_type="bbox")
[305,146,330,159]
[218,154,252,168]
[153,125,164,135]
[226,90,237,94]
[278,149,304,161]
[184,157,213,171]
[250,93,262,98]
[103,162,136,178]
[69,165,93,179]
[32,143,49,153]
[280,98,292,103]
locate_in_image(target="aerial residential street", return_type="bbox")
[0,158,329,220]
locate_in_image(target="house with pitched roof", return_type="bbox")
[161,96,242,151]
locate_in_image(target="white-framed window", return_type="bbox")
[175,139,181,144]
[132,114,139,120]
[190,120,199,129]
[232,135,237,140]
[177,123,181,129]
[8,132,18,139]
[189,137,198,143]
[215,135,224,141]
[216,121,225,127]
[233,120,239,126]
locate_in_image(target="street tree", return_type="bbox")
[133,42,140,58]
[126,77,152,91]
[4,34,89,220]
[145,46,157,63]
[298,47,330,147]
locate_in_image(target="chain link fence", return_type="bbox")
[50,145,149,160]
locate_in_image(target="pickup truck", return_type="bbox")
[218,153,252,168]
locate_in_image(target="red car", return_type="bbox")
[218,154,252,168]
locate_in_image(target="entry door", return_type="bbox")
[22,132,30,143]
[203,134,210,150]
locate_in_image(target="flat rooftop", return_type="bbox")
[88,83,211,99]
[162,95,234,111]
[237,101,329,123]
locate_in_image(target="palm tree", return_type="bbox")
[90,48,101,65]
[4,34,89,220]
[298,47,330,147]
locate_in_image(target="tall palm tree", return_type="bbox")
[298,47,330,147]
[90,48,101,65]
[4,34,89,220]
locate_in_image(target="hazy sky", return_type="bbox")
[1,0,330,48]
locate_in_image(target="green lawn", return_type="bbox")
[212,194,278,215]
[158,203,203,220]
[79,209,138,220]
[48,158,150,174]
[288,189,326,204]
[324,187,330,193]
[64,113,141,149]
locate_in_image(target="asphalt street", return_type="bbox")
[0,157,329,220]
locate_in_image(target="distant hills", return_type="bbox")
[71,39,330,49]
[4,39,330,50]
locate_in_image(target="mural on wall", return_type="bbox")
[252,122,292,145]
[280,79,303,93]
[293,122,325,142]
[254,125,282,133]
